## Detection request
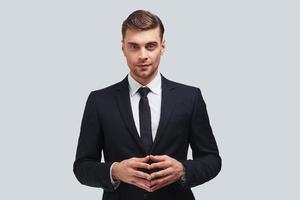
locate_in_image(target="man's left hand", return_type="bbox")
[148,155,184,192]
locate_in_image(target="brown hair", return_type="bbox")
[122,10,165,41]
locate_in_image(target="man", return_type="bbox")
[73,10,221,200]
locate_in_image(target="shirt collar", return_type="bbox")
[128,72,161,96]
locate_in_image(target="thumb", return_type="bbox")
[149,155,166,162]
[135,155,150,163]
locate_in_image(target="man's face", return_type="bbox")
[122,27,165,85]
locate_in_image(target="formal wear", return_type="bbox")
[128,73,161,141]
[73,74,221,200]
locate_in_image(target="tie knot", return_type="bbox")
[138,87,151,97]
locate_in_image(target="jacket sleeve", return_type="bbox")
[73,91,115,192]
[180,88,222,188]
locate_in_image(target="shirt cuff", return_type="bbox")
[110,162,120,190]
[180,165,186,182]
[177,164,187,187]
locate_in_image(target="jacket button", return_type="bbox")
[143,193,148,199]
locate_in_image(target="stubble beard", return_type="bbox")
[132,65,158,85]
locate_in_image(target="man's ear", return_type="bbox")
[121,40,125,55]
[161,40,166,55]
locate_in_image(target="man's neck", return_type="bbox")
[130,71,159,86]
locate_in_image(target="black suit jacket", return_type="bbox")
[73,75,221,200]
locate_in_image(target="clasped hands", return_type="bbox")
[112,155,184,192]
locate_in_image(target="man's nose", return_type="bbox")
[138,48,148,60]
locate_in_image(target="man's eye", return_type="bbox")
[147,44,157,50]
[129,44,139,49]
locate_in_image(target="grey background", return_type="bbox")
[1,0,299,199]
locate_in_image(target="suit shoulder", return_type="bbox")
[164,79,204,104]
[88,81,123,99]
[165,78,201,93]
[92,81,123,94]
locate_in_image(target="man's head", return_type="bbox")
[122,10,165,85]
[122,10,165,42]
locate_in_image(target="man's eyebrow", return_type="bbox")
[126,41,158,45]
[127,42,139,45]
[146,41,158,45]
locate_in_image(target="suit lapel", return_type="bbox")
[152,75,177,151]
[114,76,146,154]
[114,75,177,154]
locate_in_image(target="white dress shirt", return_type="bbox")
[128,72,162,140]
[110,72,162,188]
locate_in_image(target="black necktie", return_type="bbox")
[138,87,153,154]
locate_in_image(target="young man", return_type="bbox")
[73,10,221,200]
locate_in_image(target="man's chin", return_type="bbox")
[132,69,157,82]
[137,71,151,78]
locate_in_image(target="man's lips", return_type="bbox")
[137,64,151,67]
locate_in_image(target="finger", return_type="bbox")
[133,169,152,180]
[133,155,150,163]
[150,168,172,180]
[150,179,172,192]
[150,174,169,186]
[129,178,151,192]
[149,161,170,170]
[150,175,173,191]
[135,182,151,192]
[132,161,151,170]
[149,155,167,162]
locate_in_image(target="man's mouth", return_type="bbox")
[137,64,151,67]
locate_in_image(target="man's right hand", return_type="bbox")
[112,156,152,192]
